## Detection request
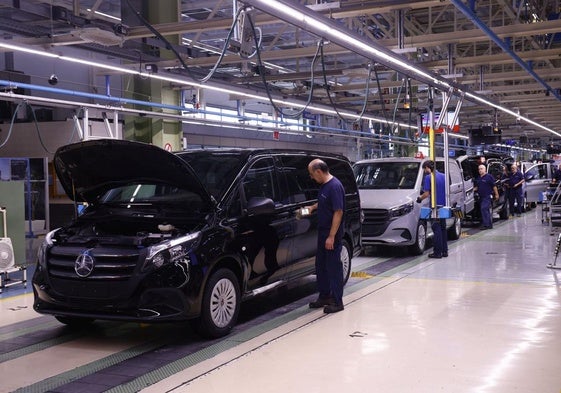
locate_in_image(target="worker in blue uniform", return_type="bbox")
[474,165,499,229]
[508,164,525,216]
[416,160,447,258]
[306,158,346,314]
[551,163,561,186]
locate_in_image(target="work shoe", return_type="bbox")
[324,304,344,314]
[309,297,335,309]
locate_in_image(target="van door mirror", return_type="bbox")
[525,173,535,181]
[246,196,276,215]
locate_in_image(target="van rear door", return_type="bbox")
[455,156,475,215]
[524,163,552,203]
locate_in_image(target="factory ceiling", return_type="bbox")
[0,0,560,146]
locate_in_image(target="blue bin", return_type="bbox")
[438,207,453,219]
[420,207,432,219]
[420,206,452,219]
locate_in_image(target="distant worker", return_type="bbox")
[474,165,499,230]
[416,160,448,258]
[508,164,525,216]
[551,164,561,185]
[500,166,510,205]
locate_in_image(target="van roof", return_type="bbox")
[178,148,351,163]
[355,156,452,164]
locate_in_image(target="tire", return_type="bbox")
[55,316,94,328]
[340,239,352,285]
[409,221,426,255]
[191,268,240,339]
[448,217,462,240]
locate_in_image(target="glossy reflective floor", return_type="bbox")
[1,208,560,393]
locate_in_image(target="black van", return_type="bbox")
[33,139,361,338]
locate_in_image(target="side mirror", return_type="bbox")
[525,174,535,181]
[246,197,276,216]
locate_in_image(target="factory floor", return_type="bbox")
[1,207,560,393]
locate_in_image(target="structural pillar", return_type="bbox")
[121,0,182,150]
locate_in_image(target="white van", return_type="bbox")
[353,157,475,255]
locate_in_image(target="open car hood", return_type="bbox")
[54,139,213,206]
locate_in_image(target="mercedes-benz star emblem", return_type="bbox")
[75,250,95,277]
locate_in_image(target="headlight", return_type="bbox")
[389,202,414,218]
[141,232,200,273]
[37,228,60,268]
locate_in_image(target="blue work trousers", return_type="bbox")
[480,197,493,227]
[509,187,524,214]
[315,234,343,306]
[431,219,448,256]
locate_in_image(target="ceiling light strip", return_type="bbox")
[0,41,414,130]
[243,0,561,137]
[245,0,450,88]
[465,92,561,137]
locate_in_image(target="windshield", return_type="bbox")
[100,183,206,208]
[176,151,245,200]
[354,162,420,190]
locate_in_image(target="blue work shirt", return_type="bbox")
[508,171,524,189]
[422,170,446,206]
[476,173,495,200]
[317,176,345,240]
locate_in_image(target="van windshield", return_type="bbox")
[100,183,205,207]
[354,162,420,190]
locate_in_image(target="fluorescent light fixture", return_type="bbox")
[392,47,418,54]
[464,91,561,137]
[246,0,450,89]
[442,73,464,79]
[306,2,340,12]
[181,38,223,55]
[63,56,139,74]
[243,0,561,138]
[0,42,58,58]
[0,40,414,129]
[86,9,121,22]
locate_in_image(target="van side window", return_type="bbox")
[326,159,359,194]
[460,160,473,182]
[525,165,542,180]
[277,156,318,203]
[243,158,281,204]
[448,163,462,185]
[536,164,547,179]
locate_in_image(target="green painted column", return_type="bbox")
[121,0,182,150]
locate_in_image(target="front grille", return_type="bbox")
[47,245,140,280]
[362,208,390,236]
[49,278,131,301]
